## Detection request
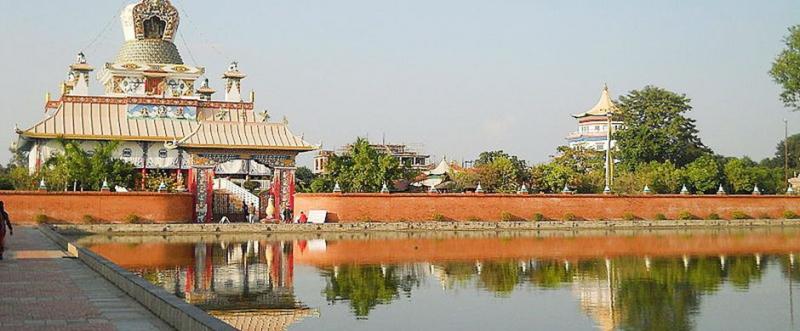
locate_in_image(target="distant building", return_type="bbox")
[566,85,624,151]
[313,143,431,174]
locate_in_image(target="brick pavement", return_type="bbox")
[0,226,173,330]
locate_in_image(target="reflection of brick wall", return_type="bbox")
[0,191,193,224]
[295,193,800,222]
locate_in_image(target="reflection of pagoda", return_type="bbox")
[139,240,317,331]
[571,259,620,331]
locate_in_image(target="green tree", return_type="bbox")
[723,157,758,194]
[761,133,800,170]
[311,138,412,193]
[295,166,315,193]
[616,86,711,169]
[40,140,135,191]
[475,150,529,183]
[770,25,800,109]
[530,146,605,193]
[683,155,721,193]
[0,165,13,190]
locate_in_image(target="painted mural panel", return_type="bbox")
[127,104,197,120]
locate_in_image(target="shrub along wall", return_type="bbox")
[295,193,800,222]
[0,191,194,224]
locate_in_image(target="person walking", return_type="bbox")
[0,201,14,260]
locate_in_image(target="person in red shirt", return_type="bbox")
[298,211,308,224]
[0,201,13,260]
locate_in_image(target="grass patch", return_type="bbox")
[653,213,667,221]
[730,211,751,220]
[622,212,637,221]
[531,213,546,222]
[757,213,773,220]
[706,213,721,221]
[466,216,483,222]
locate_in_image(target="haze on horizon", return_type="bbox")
[1,0,799,167]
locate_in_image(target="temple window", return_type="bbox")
[122,148,132,157]
[143,16,167,40]
[159,149,168,158]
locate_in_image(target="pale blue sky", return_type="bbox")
[1,0,799,166]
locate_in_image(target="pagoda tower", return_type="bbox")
[566,85,624,151]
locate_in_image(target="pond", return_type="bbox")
[78,228,800,331]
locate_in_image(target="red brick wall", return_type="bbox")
[295,193,800,222]
[0,191,194,224]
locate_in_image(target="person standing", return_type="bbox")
[0,201,13,260]
[248,203,256,224]
[242,202,249,224]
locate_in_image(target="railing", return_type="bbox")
[213,178,260,210]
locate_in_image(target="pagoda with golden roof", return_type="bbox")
[16,0,316,222]
[566,85,624,151]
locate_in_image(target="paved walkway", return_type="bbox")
[0,226,173,331]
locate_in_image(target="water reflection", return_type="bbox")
[81,229,800,331]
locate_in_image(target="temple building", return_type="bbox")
[566,85,624,151]
[16,0,316,222]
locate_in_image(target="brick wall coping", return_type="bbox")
[39,225,236,331]
[0,190,193,197]
[297,193,800,199]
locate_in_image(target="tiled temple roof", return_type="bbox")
[20,99,315,151]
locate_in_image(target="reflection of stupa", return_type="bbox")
[139,240,318,330]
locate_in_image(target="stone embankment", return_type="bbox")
[53,219,800,235]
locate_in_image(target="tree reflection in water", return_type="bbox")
[322,264,422,317]
[83,231,800,330]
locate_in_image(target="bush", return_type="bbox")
[242,180,261,193]
[81,215,103,224]
[563,213,578,222]
[466,216,483,222]
[784,211,800,219]
[758,213,773,220]
[432,213,447,222]
[622,212,637,221]
[124,214,148,224]
[500,211,519,222]
[706,213,721,221]
[34,214,49,224]
[678,211,696,220]
[730,211,751,220]
[531,213,546,222]
[653,213,667,221]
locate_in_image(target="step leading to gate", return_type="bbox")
[213,178,260,210]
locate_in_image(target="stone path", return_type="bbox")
[0,226,173,331]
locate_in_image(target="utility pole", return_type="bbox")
[786,119,790,185]
[605,113,614,191]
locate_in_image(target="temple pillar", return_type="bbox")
[271,167,296,221]
[189,166,215,223]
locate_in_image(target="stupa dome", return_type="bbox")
[116,0,183,64]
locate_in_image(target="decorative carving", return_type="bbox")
[132,0,180,42]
